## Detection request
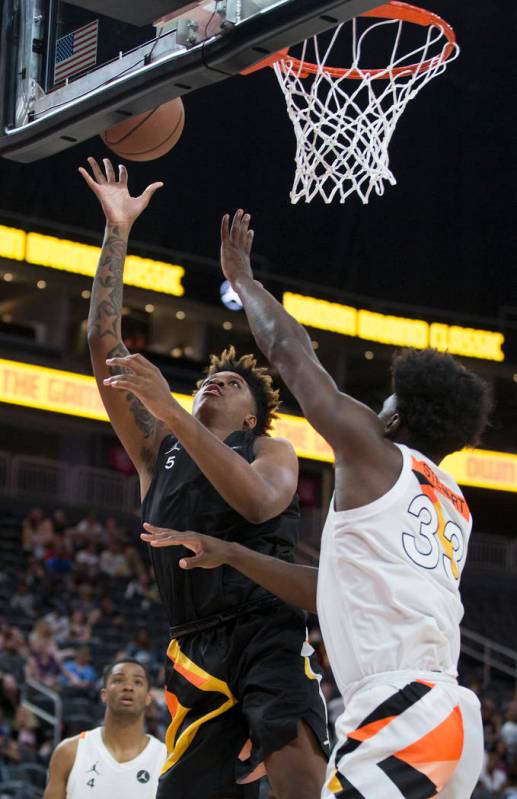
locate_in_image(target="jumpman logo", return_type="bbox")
[165,441,182,455]
[87,762,100,775]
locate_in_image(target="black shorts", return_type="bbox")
[157,602,329,799]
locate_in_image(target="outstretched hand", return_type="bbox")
[78,157,163,227]
[220,209,255,288]
[141,525,231,570]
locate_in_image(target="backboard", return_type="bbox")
[0,0,382,162]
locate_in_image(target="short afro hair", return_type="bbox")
[196,346,280,436]
[102,659,150,688]
[391,349,492,456]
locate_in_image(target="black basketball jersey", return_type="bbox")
[141,429,300,627]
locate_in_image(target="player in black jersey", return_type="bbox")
[80,158,329,799]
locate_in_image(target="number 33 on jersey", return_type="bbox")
[403,455,469,582]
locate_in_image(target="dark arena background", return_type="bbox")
[0,0,516,796]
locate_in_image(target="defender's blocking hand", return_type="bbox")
[220,209,255,288]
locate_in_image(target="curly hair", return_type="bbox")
[196,346,280,436]
[391,349,492,456]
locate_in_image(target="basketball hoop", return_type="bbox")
[244,2,459,204]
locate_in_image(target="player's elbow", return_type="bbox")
[87,327,103,350]
[244,495,286,525]
[243,507,271,525]
[243,498,278,525]
[268,336,312,371]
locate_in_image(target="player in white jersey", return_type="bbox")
[43,659,166,799]
[140,210,492,799]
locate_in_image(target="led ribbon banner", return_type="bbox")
[0,225,505,360]
[0,224,185,296]
[283,292,505,362]
[0,359,516,492]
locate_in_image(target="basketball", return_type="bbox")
[100,97,185,162]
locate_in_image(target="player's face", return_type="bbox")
[193,371,257,430]
[102,663,151,718]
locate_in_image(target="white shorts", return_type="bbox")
[322,673,483,799]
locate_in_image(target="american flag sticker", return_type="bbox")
[54,19,99,86]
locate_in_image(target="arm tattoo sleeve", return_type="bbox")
[89,226,163,450]
[87,225,127,342]
[105,343,162,445]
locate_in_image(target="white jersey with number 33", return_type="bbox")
[66,727,166,799]
[317,443,471,699]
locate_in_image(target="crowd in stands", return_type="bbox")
[0,505,170,792]
[0,504,516,798]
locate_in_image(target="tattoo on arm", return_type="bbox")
[106,343,163,448]
[88,227,163,464]
[88,225,128,342]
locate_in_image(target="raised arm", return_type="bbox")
[220,212,389,462]
[102,353,298,523]
[79,158,165,495]
[141,526,318,613]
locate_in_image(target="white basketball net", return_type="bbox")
[273,15,459,204]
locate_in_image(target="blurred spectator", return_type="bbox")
[493,739,510,774]
[123,629,158,674]
[73,511,103,547]
[472,782,498,799]
[71,582,99,622]
[25,555,46,591]
[0,734,22,767]
[104,516,124,543]
[125,570,160,608]
[67,610,92,645]
[52,508,69,535]
[0,628,27,709]
[13,705,38,750]
[75,540,100,578]
[482,697,503,751]
[23,516,57,561]
[60,647,97,690]
[21,507,44,555]
[92,596,117,628]
[501,702,517,759]
[29,618,57,650]
[91,597,127,643]
[44,609,71,646]
[504,763,517,799]
[46,542,73,575]
[125,544,145,577]
[479,750,508,794]
[10,580,35,618]
[100,540,131,578]
[25,637,62,689]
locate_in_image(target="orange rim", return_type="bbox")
[241,1,457,79]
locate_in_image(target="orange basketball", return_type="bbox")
[101,97,185,162]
